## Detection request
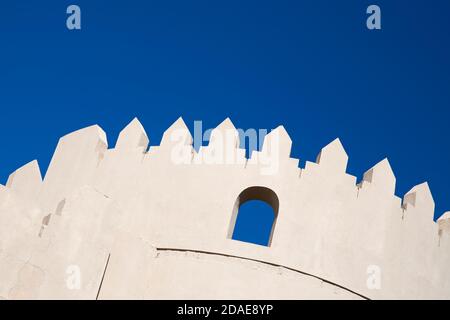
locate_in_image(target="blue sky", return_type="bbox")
[1,1,449,244]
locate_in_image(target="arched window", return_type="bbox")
[227,186,279,246]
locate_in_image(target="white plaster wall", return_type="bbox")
[0,117,449,299]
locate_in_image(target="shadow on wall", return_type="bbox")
[228,186,279,247]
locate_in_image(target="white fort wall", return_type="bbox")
[0,117,449,299]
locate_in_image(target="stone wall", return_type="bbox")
[0,117,449,299]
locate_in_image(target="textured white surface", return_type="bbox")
[0,117,449,299]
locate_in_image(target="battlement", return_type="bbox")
[0,117,449,299]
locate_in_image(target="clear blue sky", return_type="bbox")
[1,1,449,244]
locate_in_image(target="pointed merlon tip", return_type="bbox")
[403,182,434,209]
[267,125,292,142]
[173,116,185,125]
[161,117,193,146]
[124,117,145,131]
[317,138,346,159]
[375,158,393,171]
[116,117,149,149]
[165,117,189,132]
[6,159,42,189]
[361,158,396,194]
[7,159,41,181]
[261,125,292,157]
[15,159,40,174]
[438,211,450,221]
[28,159,39,168]
[130,117,142,126]
[326,138,343,148]
[162,117,188,136]
[316,138,348,172]
[60,124,108,146]
[363,158,395,183]
[215,117,236,131]
[206,117,239,149]
[408,181,431,194]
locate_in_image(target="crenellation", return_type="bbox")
[115,117,149,151]
[6,160,42,201]
[438,212,450,249]
[208,118,239,149]
[38,125,108,214]
[194,118,246,166]
[402,182,435,218]
[0,118,449,299]
[315,138,348,174]
[160,117,193,149]
[438,211,450,232]
[360,158,396,196]
[261,126,292,160]
[151,117,194,165]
